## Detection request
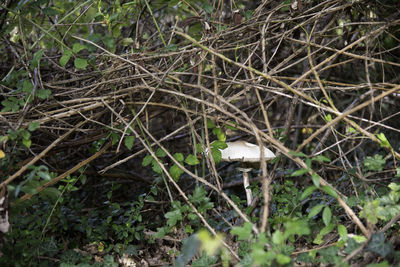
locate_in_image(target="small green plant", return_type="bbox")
[231,219,310,266]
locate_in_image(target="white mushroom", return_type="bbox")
[219,141,276,206]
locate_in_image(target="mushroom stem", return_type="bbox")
[242,172,252,206]
[238,167,253,206]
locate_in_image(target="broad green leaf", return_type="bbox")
[124,136,135,150]
[322,206,332,226]
[311,173,320,188]
[300,186,317,200]
[225,121,238,130]
[276,254,291,265]
[230,222,253,241]
[173,153,184,162]
[38,171,51,180]
[22,79,33,93]
[156,148,167,157]
[22,138,31,148]
[211,140,227,149]
[338,224,348,241]
[73,43,87,53]
[36,89,51,99]
[206,118,215,129]
[142,154,153,166]
[291,168,309,177]
[120,38,134,46]
[185,154,200,165]
[60,54,71,67]
[28,121,40,131]
[152,161,163,174]
[308,204,324,218]
[74,57,87,69]
[31,49,43,68]
[367,232,392,257]
[289,151,307,157]
[377,132,391,148]
[305,158,312,169]
[197,229,224,256]
[165,209,182,226]
[202,2,214,14]
[272,230,285,245]
[21,130,30,140]
[325,114,332,122]
[321,186,338,198]
[312,155,331,162]
[170,164,184,181]
[211,148,222,163]
[284,219,310,237]
[39,187,61,200]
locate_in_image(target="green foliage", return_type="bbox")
[156,187,213,238]
[360,183,400,224]
[231,219,310,266]
[364,154,386,172]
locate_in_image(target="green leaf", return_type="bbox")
[321,186,338,198]
[312,155,331,163]
[225,121,238,130]
[300,186,317,200]
[291,168,309,177]
[124,136,135,150]
[60,54,71,67]
[185,154,200,166]
[72,42,87,53]
[74,57,88,69]
[325,114,332,122]
[377,132,391,148]
[42,7,58,16]
[230,222,253,240]
[38,171,51,180]
[170,164,184,182]
[202,1,214,14]
[284,219,310,237]
[338,224,348,242]
[174,153,184,162]
[156,148,167,157]
[212,127,226,141]
[22,138,31,148]
[289,151,307,157]
[165,209,182,227]
[142,155,153,166]
[367,232,392,257]
[120,37,134,46]
[22,79,33,93]
[21,130,30,140]
[311,173,320,188]
[364,154,386,172]
[31,49,43,68]
[322,206,332,226]
[36,89,51,99]
[211,148,222,164]
[152,161,163,174]
[207,118,215,129]
[272,230,285,245]
[276,254,291,265]
[39,187,61,201]
[305,158,312,169]
[308,204,324,219]
[211,140,227,149]
[28,121,40,131]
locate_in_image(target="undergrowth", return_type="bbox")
[1,0,400,266]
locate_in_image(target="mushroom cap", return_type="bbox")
[220,141,276,162]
